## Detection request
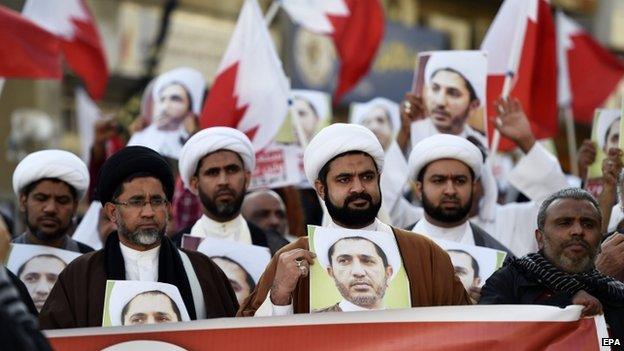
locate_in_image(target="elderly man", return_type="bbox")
[408,133,512,255]
[238,123,469,316]
[241,190,296,242]
[176,127,288,254]
[12,150,92,253]
[39,146,238,329]
[480,188,624,341]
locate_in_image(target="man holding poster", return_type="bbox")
[238,123,469,316]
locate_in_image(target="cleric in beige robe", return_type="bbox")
[39,146,238,329]
[238,124,469,316]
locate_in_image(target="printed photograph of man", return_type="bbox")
[211,256,256,305]
[411,51,487,147]
[275,90,330,148]
[121,290,182,326]
[595,109,621,155]
[351,98,400,151]
[446,249,481,293]
[17,254,66,312]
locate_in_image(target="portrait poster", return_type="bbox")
[586,108,621,197]
[195,237,271,305]
[432,238,507,291]
[272,89,332,188]
[102,280,190,327]
[308,226,410,313]
[4,244,82,312]
[410,50,488,146]
[128,67,205,159]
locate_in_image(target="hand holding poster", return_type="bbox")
[5,244,81,312]
[410,50,488,148]
[103,280,190,327]
[309,226,410,313]
[189,235,271,305]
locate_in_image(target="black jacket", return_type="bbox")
[480,261,624,342]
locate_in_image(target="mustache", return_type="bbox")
[344,192,373,206]
[562,238,590,249]
[215,188,236,197]
[38,216,61,223]
[349,279,372,288]
[431,108,450,117]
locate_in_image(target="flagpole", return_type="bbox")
[0,79,5,98]
[562,106,579,176]
[265,0,281,25]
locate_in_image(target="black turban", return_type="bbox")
[96,146,174,204]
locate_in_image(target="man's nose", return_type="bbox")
[42,199,58,213]
[350,177,365,193]
[442,180,457,195]
[35,280,52,296]
[570,220,585,237]
[351,260,366,276]
[433,90,447,106]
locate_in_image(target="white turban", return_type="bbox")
[179,127,255,189]
[312,226,402,281]
[304,123,385,184]
[350,97,401,134]
[107,280,190,327]
[423,50,487,103]
[12,150,90,200]
[196,237,270,284]
[595,109,621,150]
[6,244,81,276]
[408,134,483,181]
[152,67,205,114]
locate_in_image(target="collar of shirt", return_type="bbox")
[190,214,252,244]
[412,217,475,245]
[339,299,375,312]
[327,218,393,234]
[119,242,160,281]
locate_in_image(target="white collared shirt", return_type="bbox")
[190,214,252,244]
[411,216,475,245]
[119,242,160,281]
[338,299,377,312]
[255,218,393,317]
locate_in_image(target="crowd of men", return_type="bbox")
[1,59,623,350]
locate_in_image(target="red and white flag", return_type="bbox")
[200,0,290,152]
[557,11,624,124]
[281,0,384,102]
[481,0,557,151]
[22,0,108,100]
[0,5,62,79]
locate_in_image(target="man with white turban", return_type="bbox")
[12,150,93,253]
[238,123,469,316]
[175,127,288,254]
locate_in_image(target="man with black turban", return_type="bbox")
[39,146,238,329]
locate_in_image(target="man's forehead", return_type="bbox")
[546,198,600,219]
[431,69,469,88]
[29,179,73,194]
[332,238,378,255]
[327,153,377,175]
[121,177,166,196]
[424,159,472,176]
[159,83,188,96]
[201,150,244,168]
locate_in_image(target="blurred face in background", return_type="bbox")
[361,106,393,150]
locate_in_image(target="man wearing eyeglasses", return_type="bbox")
[39,146,238,329]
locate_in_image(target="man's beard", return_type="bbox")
[335,277,387,308]
[542,236,598,274]
[25,210,71,242]
[421,190,472,224]
[115,212,164,247]
[198,187,244,221]
[324,190,381,228]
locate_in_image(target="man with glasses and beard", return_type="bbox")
[238,124,469,316]
[480,188,624,341]
[176,127,288,254]
[12,150,93,253]
[39,146,238,329]
[408,134,513,255]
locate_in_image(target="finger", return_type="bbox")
[604,232,624,246]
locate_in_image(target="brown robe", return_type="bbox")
[39,248,238,329]
[238,227,470,316]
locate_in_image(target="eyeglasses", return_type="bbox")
[112,197,168,210]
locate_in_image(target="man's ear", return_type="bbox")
[473,277,481,288]
[244,170,251,191]
[314,179,326,199]
[385,266,393,281]
[468,99,481,112]
[104,202,118,224]
[412,180,423,201]
[535,229,545,250]
[18,194,27,213]
[189,176,200,196]
[327,266,333,278]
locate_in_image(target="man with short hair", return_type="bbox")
[176,127,288,254]
[121,290,182,325]
[239,124,469,316]
[39,146,238,329]
[241,190,292,241]
[313,236,393,312]
[12,150,93,253]
[447,249,481,295]
[408,133,513,255]
[480,188,624,340]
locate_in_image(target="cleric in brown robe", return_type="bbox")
[39,146,238,329]
[238,124,470,316]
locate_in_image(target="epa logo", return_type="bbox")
[602,338,621,346]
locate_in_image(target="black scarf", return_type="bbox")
[103,232,197,319]
[513,252,624,305]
